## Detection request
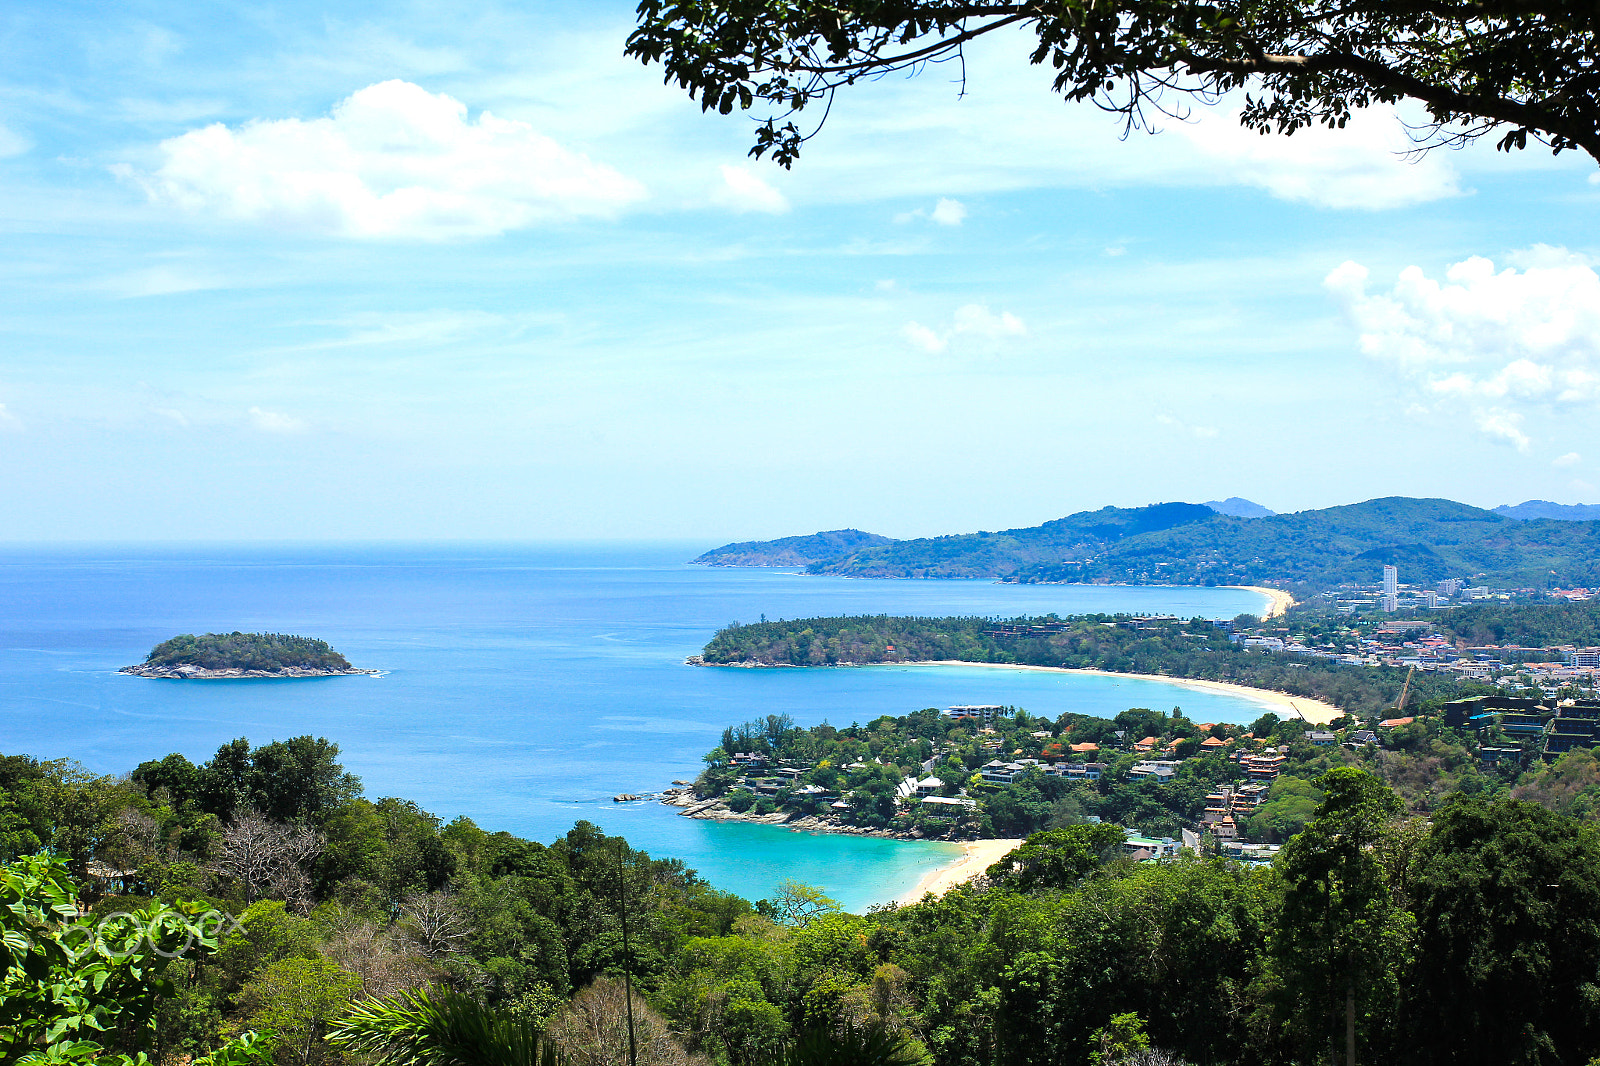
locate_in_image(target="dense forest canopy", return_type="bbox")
[143,633,354,673]
[699,613,1482,715]
[702,497,1600,592]
[1429,600,1600,647]
[14,733,1600,1064]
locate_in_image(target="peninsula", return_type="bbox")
[691,528,895,567]
[691,612,1480,716]
[120,631,376,679]
[670,700,1386,847]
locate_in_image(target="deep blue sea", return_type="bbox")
[0,542,1272,910]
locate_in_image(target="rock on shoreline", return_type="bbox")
[119,663,379,680]
[659,787,957,842]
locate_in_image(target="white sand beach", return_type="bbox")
[904,661,1344,725]
[1228,585,1295,619]
[897,838,1023,903]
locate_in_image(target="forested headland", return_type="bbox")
[696,614,1483,715]
[11,736,1600,1065]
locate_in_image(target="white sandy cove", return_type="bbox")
[898,838,1024,903]
[904,661,1344,725]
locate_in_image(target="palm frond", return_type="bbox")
[327,986,565,1066]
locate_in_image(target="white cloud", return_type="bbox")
[0,403,20,432]
[952,304,1025,340]
[1327,247,1600,449]
[902,321,946,353]
[713,165,788,214]
[930,198,967,225]
[1176,107,1462,210]
[1555,452,1582,467]
[903,304,1025,354]
[249,406,305,433]
[1477,411,1531,452]
[126,80,646,239]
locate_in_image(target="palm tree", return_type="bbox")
[327,986,566,1066]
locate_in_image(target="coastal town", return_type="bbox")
[663,681,1566,864]
[1227,564,1600,694]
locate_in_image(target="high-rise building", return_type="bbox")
[1437,578,1463,598]
[1382,565,1399,612]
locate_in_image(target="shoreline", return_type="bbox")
[899,661,1342,724]
[660,789,1019,904]
[896,838,1023,903]
[1227,585,1295,619]
[689,658,1344,725]
[119,664,379,680]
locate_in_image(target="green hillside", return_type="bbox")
[811,502,1216,580]
[698,613,1479,714]
[803,497,1600,591]
[691,527,896,566]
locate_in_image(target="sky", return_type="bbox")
[4,0,1600,543]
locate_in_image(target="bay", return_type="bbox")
[0,542,1270,911]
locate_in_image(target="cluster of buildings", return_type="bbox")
[1229,566,1600,694]
[1338,623,1600,690]
[1319,567,1519,614]
[1198,782,1272,840]
[1322,566,1600,615]
[1444,695,1600,762]
[725,698,1434,852]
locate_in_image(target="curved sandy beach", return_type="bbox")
[902,661,1343,725]
[897,838,1023,903]
[1227,585,1295,619]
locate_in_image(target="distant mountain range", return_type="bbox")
[692,497,1600,591]
[1493,500,1600,521]
[1204,497,1276,518]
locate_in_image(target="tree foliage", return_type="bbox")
[17,734,1600,1066]
[327,985,567,1066]
[700,612,1472,715]
[143,633,353,673]
[628,0,1600,167]
[985,824,1125,893]
[1401,795,1600,1065]
[0,853,260,1066]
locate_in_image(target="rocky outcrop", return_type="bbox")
[659,788,936,840]
[120,663,379,680]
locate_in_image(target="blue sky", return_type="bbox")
[4,0,1599,542]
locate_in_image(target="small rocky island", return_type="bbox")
[120,631,377,679]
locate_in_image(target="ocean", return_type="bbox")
[0,542,1273,911]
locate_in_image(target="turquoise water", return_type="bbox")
[0,543,1269,910]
